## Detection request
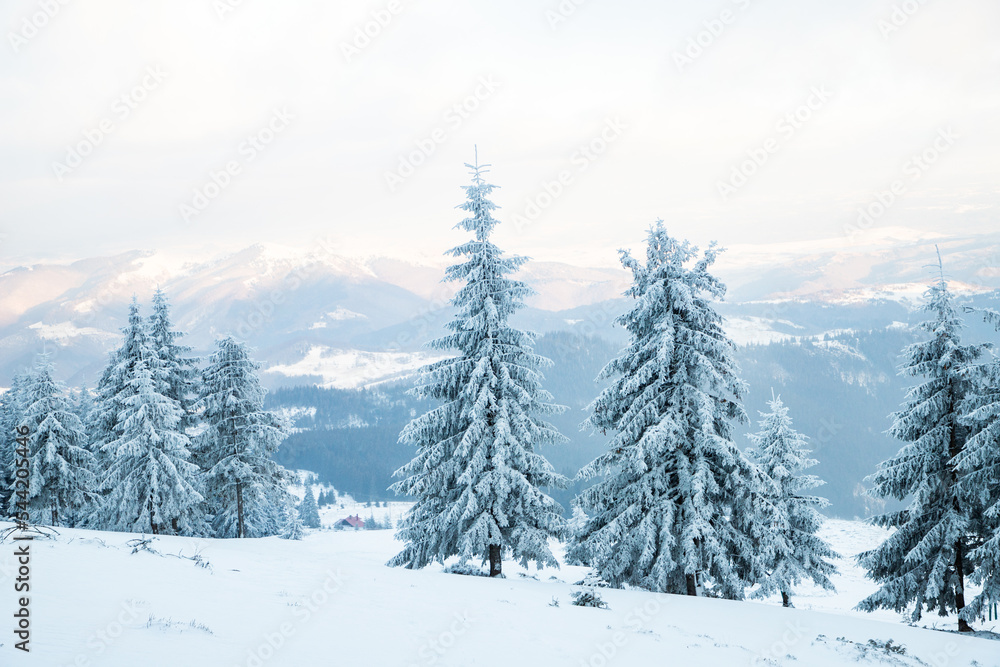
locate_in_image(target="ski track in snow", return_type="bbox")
[0,518,997,667]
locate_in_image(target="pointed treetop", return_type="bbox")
[128,295,142,322]
[455,149,500,241]
[465,145,491,183]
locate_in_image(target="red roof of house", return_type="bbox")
[338,515,365,528]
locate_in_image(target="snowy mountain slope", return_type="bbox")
[2,228,1000,389]
[716,226,1000,302]
[0,519,995,667]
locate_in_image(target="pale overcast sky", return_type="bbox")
[1,0,998,270]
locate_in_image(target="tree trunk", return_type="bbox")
[781,591,791,608]
[686,573,698,596]
[955,541,972,632]
[946,393,972,633]
[149,493,159,535]
[489,544,502,577]
[51,506,58,527]
[236,481,245,539]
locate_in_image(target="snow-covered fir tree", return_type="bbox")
[89,299,208,535]
[148,288,199,432]
[89,297,153,469]
[281,501,305,540]
[390,156,568,577]
[298,483,321,529]
[71,383,95,430]
[1,371,30,519]
[20,355,97,526]
[857,262,988,632]
[747,393,838,607]
[565,505,591,566]
[568,222,765,599]
[953,308,1000,624]
[194,336,291,538]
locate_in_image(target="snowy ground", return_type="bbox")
[0,518,997,666]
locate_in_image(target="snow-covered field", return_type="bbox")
[0,518,997,667]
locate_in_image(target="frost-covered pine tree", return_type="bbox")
[71,383,95,430]
[857,260,987,632]
[148,288,198,432]
[1,371,30,519]
[390,157,568,577]
[566,506,591,566]
[747,393,838,607]
[194,336,291,538]
[89,298,154,468]
[89,299,208,535]
[568,222,763,599]
[20,356,97,526]
[299,484,321,529]
[954,308,1000,624]
[281,501,305,541]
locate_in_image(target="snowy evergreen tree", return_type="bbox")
[281,501,305,541]
[20,356,97,526]
[747,393,838,607]
[71,384,95,430]
[299,484,321,529]
[565,505,591,566]
[89,298,153,469]
[857,262,987,632]
[194,336,291,538]
[568,222,764,599]
[1,371,30,520]
[88,299,207,535]
[954,308,1000,623]
[390,157,568,577]
[148,288,199,433]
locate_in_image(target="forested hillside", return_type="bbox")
[268,326,921,517]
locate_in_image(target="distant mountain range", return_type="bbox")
[1,226,999,389]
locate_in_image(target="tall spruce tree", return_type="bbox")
[71,384,95,430]
[389,157,568,577]
[20,356,97,526]
[568,222,763,599]
[88,299,207,535]
[194,337,291,538]
[857,261,987,632]
[954,310,1000,623]
[299,484,321,529]
[281,499,305,541]
[148,288,198,432]
[747,394,838,607]
[89,299,149,470]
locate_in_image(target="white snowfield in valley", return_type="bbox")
[0,518,996,667]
